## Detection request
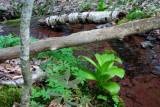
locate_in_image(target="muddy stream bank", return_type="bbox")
[0,18,160,107]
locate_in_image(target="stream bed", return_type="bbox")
[0,18,160,107]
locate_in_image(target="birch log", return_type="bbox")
[38,11,125,27]
[20,0,34,106]
[0,16,159,62]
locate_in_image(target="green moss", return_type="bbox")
[0,85,21,107]
[69,46,93,52]
[117,19,128,25]
[69,47,84,51]
[4,18,20,27]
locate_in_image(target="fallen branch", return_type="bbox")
[0,72,21,87]
[0,16,160,62]
[0,66,48,86]
[38,11,126,27]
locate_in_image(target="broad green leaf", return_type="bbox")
[114,57,122,64]
[103,82,120,95]
[83,70,97,81]
[64,70,70,81]
[95,54,103,67]
[79,55,100,70]
[102,54,115,62]
[52,97,62,104]
[99,73,115,82]
[101,61,114,73]
[112,66,118,68]
[101,68,125,79]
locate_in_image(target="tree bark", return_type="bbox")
[38,11,126,27]
[20,0,34,107]
[0,16,159,62]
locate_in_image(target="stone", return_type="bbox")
[121,82,128,87]
[141,41,153,49]
[147,36,156,41]
[94,23,112,29]
[152,65,160,75]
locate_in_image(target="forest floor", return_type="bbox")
[0,0,160,107]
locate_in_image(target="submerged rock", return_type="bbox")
[147,35,156,41]
[94,23,112,29]
[152,65,160,75]
[141,41,153,49]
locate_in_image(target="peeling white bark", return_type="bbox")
[39,11,124,27]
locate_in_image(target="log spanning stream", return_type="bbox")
[0,18,160,107]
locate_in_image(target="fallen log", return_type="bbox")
[0,16,160,62]
[0,66,48,86]
[38,11,126,27]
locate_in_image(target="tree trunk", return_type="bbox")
[38,11,126,27]
[0,16,159,62]
[20,0,34,106]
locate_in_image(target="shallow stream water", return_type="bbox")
[0,18,160,107]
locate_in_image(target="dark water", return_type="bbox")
[0,17,96,38]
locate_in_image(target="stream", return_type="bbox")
[0,18,160,107]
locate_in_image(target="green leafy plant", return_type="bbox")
[47,70,82,107]
[79,53,125,95]
[80,0,95,12]
[116,19,128,25]
[31,48,91,106]
[0,34,38,48]
[37,1,51,16]
[31,69,92,107]
[38,48,87,84]
[96,0,109,11]
[126,10,151,21]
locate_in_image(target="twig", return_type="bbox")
[0,72,21,88]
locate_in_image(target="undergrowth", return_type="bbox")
[0,34,38,49]
[0,86,21,107]
[0,33,125,107]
